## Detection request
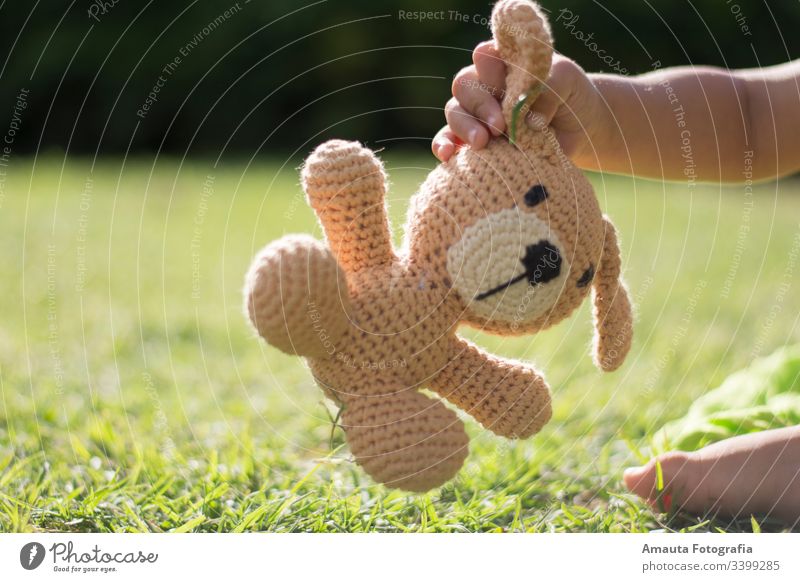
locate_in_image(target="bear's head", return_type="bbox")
[405,0,631,370]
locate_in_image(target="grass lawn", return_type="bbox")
[1,153,799,532]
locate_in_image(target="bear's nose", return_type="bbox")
[475,239,562,300]
[520,240,562,285]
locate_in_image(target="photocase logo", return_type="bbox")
[20,542,46,570]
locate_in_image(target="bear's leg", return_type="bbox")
[340,388,469,492]
[244,234,351,359]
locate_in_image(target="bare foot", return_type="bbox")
[623,425,800,525]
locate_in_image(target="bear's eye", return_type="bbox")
[524,184,548,207]
[577,264,595,288]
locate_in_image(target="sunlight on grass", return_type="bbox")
[1,155,799,532]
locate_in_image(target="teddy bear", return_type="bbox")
[243,0,633,492]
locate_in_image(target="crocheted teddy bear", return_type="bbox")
[243,0,633,491]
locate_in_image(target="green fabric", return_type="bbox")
[657,345,800,451]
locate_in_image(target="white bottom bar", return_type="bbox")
[1,533,797,581]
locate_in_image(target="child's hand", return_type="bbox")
[432,40,608,164]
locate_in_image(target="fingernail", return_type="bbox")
[528,112,548,130]
[488,114,502,136]
[623,466,644,480]
[468,128,479,145]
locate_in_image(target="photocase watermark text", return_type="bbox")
[397,9,528,37]
[87,0,122,22]
[137,3,244,119]
[0,88,30,209]
[556,9,628,75]
[191,174,214,300]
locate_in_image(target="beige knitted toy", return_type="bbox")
[244,0,633,492]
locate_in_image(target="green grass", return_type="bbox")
[1,154,799,532]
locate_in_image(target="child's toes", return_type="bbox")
[624,451,706,512]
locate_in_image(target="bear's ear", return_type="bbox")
[491,0,553,139]
[591,217,633,371]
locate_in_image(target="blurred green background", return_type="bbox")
[0,0,797,155]
[2,1,800,532]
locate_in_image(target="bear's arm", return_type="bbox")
[302,140,397,272]
[428,336,552,439]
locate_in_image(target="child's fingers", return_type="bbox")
[452,66,504,137]
[529,57,578,126]
[432,126,461,162]
[473,41,507,136]
[444,97,490,149]
[472,41,506,92]
[528,85,561,127]
[472,41,507,135]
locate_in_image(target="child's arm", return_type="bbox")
[592,62,800,181]
[434,41,800,183]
